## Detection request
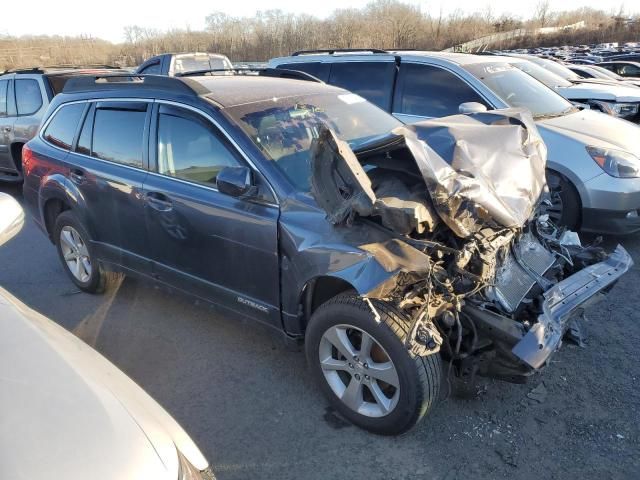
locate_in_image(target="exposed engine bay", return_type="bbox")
[310,109,633,383]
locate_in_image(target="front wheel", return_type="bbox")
[545,170,581,230]
[305,294,441,435]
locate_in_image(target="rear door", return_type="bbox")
[143,103,281,327]
[65,100,151,274]
[392,62,489,123]
[0,77,17,177]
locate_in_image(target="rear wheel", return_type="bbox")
[54,211,122,293]
[305,294,441,435]
[545,170,580,230]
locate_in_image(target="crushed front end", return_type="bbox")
[309,109,633,384]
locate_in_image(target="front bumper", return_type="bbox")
[512,244,633,369]
[581,174,640,234]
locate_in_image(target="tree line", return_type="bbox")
[1,0,639,70]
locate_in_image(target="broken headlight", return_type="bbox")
[587,146,640,178]
[589,100,639,118]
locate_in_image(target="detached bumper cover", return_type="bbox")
[512,244,633,369]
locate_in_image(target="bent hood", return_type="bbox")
[559,82,640,102]
[0,287,207,480]
[310,108,547,238]
[536,109,640,157]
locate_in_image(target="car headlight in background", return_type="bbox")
[588,100,639,118]
[177,450,216,480]
[587,146,640,178]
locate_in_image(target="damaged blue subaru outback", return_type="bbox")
[22,71,632,435]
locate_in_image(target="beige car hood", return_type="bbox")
[0,287,207,480]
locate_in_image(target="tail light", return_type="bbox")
[22,144,34,177]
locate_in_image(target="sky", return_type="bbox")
[2,0,636,43]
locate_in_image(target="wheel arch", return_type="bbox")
[299,275,357,333]
[10,142,25,172]
[546,167,583,227]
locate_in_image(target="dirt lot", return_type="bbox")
[1,183,638,479]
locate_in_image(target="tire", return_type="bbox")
[305,293,441,435]
[53,210,122,293]
[545,170,580,230]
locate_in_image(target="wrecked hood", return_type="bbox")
[310,108,547,238]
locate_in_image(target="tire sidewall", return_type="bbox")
[54,211,101,292]
[305,298,427,435]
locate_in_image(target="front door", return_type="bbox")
[143,103,280,327]
[0,78,17,178]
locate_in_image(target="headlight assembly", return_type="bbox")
[177,450,215,480]
[589,100,639,118]
[586,146,640,178]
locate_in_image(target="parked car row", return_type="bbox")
[0,47,637,454]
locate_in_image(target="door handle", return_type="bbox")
[69,168,85,184]
[145,192,173,211]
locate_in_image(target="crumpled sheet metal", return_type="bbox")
[401,108,547,238]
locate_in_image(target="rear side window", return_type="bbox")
[328,62,396,110]
[139,62,162,74]
[157,108,239,186]
[91,105,147,168]
[277,62,330,82]
[15,79,43,115]
[43,103,85,150]
[397,64,486,118]
[0,80,7,116]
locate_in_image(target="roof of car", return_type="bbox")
[196,75,345,108]
[390,51,504,66]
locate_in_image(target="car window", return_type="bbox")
[398,63,487,118]
[15,79,43,115]
[42,103,85,150]
[140,62,162,74]
[91,106,147,168]
[0,80,7,116]
[328,62,396,110]
[619,64,640,76]
[277,62,330,82]
[157,110,239,186]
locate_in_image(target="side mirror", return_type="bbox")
[217,166,256,198]
[0,193,24,247]
[459,102,488,114]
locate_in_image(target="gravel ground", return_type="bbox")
[1,183,638,479]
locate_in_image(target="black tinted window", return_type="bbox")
[399,64,486,118]
[278,62,330,82]
[157,111,239,186]
[15,79,42,115]
[328,62,395,110]
[43,103,85,150]
[0,80,7,116]
[92,107,147,168]
[140,62,161,74]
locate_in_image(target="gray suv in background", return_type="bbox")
[135,52,233,76]
[0,66,123,182]
[270,50,640,234]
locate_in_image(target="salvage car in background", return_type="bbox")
[135,52,233,76]
[0,193,214,480]
[271,50,640,234]
[0,66,126,183]
[22,72,632,435]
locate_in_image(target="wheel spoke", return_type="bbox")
[341,377,363,411]
[323,327,357,360]
[367,361,399,388]
[359,331,374,358]
[77,242,89,257]
[368,381,392,414]
[320,357,349,372]
[60,229,75,251]
[64,251,76,261]
[73,258,83,279]
[81,258,92,278]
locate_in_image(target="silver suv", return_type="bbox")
[0,66,123,182]
[270,50,640,234]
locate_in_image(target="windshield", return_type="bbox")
[225,92,402,191]
[590,65,624,80]
[464,63,573,117]
[510,61,573,88]
[535,58,581,81]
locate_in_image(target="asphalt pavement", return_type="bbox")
[1,183,638,480]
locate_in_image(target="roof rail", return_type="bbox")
[290,48,389,56]
[62,74,209,96]
[175,67,322,83]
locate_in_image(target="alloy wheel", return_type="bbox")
[59,225,92,283]
[319,324,400,418]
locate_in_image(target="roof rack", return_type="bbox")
[175,67,322,83]
[2,65,121,75]
[62,74,209,96]
[290,48,389,56]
